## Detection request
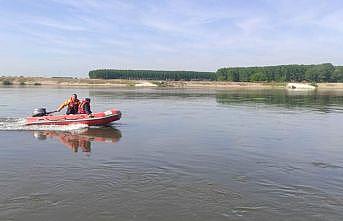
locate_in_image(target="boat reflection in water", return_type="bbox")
[33,127,122,153]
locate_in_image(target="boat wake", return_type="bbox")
[0,117,89,131]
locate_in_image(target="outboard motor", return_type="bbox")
[32,108,47,117]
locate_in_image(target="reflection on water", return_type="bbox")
[89,88,215,100]
[33,127,122,153]
[216,89,343,112]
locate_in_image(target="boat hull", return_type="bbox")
[26,109,121,126]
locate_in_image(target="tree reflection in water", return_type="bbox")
[216,89,343,112]
[33,127,122,153]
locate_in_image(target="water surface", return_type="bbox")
[1,86,343,221]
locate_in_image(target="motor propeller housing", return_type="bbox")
[32,108,47,117]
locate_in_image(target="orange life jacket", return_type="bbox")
[78,99,90,114]
[68,97,79,109]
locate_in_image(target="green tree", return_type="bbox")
[331,67,343,82]
[305,63,334,82]
[250,72,267,81]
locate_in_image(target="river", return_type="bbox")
[0,86,343,221]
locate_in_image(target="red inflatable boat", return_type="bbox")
[26,109,121,126]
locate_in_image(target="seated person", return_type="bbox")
[57,94,80,115]
[78,98,92,115]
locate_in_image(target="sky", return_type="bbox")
[1,0,343,76]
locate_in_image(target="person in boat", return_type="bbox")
[78,98,92,115]
[57,94,80,114]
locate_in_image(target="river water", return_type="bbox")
[0,86,343,221]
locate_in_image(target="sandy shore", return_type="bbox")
[1,76,343,89]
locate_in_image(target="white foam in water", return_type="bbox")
[0,117,89,131]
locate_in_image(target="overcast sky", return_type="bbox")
[1,0,343,76]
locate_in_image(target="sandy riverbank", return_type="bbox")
[1,76,343,89]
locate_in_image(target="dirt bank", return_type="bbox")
[1,76,343,89]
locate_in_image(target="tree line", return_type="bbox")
[89,69,216,81]
[217,63,343,82]
[89,63,343,82]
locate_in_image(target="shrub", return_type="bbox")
[2,80,13,85]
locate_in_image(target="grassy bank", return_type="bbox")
[0,76,131,87]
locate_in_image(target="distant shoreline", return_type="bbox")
[2,76,343,89]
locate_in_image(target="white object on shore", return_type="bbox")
[135,81,157,87]
[286,83,316,90]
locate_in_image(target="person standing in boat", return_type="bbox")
[78,98,92,115]
[57,94,80,114]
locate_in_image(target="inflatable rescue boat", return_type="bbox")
[26,109,121,126]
